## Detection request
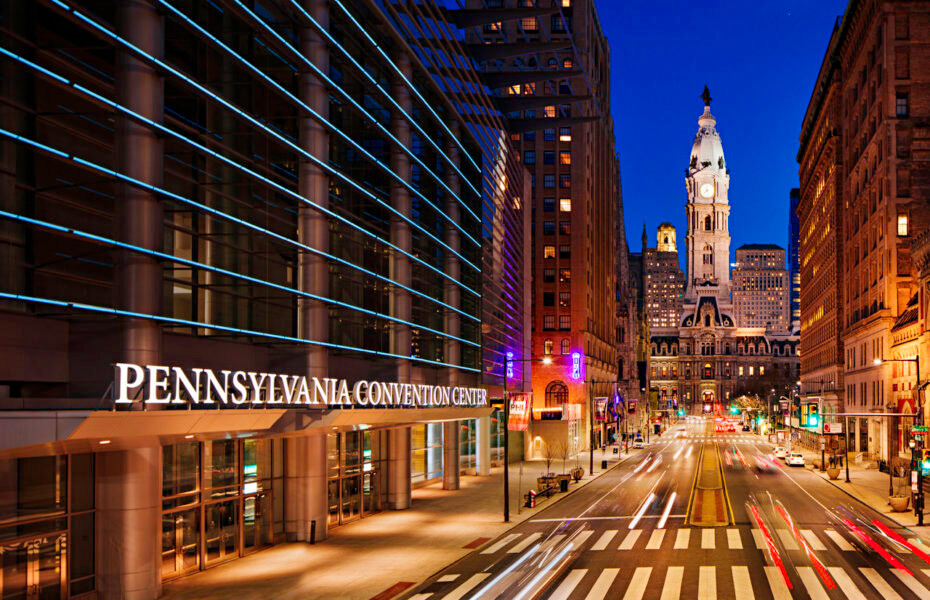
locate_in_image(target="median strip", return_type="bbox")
[687,443,731,526]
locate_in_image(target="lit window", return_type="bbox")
[521,17,538,31]
[559,268,571,282]
[738,366,744,376]
[559,127,572,142]
[563,58,573,69]
[544,339,554,354]
[760,365,765,375]
[559,151,572,165]
[559,198,572,212]
[543,245,556,259]
[559,292,570,307]
[544,105,556,118]
[562,0,572,6]
[898,214,909,236]
[749,366,755,376]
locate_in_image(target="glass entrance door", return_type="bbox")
[204,500,238,566]
[161,509,200,579]
[340,476,361,523]
[242,493,271,554]
[0,535,66,600]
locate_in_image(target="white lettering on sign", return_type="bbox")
[113,363,488,409]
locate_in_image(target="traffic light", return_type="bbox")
[677,409,685,417]
[807,403,819,427]
[922,450,930,476]
[730,405,739,415]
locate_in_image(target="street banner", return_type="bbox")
[595,397,608,422]
[508,393,530,431]
[824,423,843,434]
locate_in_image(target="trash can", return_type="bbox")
[601,459,608,470]
[559,478,569,492]
[613,446,619,455]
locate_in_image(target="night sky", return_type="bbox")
[603,0,847,267]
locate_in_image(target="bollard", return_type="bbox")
[309,519,316,545]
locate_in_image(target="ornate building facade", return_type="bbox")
[648,91,799,415]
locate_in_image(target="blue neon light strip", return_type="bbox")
[0,209,479,348]
[282,0,482,213]
[0,127,479,323]
[326,0,482,178]
[0,46,478,299]
[224,0,481,223]
[0,292,480,372]
[157,0,481,255]
[53,2,480,271]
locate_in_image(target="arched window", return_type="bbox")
[560,338,570,354]
[704,215,712,231]
[664,236,669,244]
[704,314,711,327]
[703,244,713,265]
[545,381,569,407]
[548,58,557,69]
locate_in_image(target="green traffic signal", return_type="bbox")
[730,405,739,415]
[809,415,819,427]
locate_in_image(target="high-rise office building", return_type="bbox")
[788,188,801,327]
[732,244,791,331]
[643,224,685,330]
[0,1,530,596]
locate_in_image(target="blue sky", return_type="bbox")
[602,0,847,265]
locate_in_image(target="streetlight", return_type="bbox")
[875,356,923,526]
[503,354,551,523]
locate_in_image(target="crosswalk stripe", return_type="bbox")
[698,566,716,600]
[622,567,652,600]
[797,566,830,600]
[443,573,489,600]
[619,529,642,550]
[764,566,793,600]
[825,529,856,551]
[549,569,588,600]
[590,530,617,551]
[924,569,930,580]
[660,566,683,600]
[801,529,826,551]
[646,529,666,549]
[827,567,867,600]
[727,528,742,549]
[480,533,520,554]
[751,528,766,550]
[776,528,799,550]
[891,569,930,599]
[859,567,903,600]
[437,574,459,583]
[584,568,619,600]
[408,594,432,600]
[701,528,715,549]
[732,566,753,598]
[573,530,594,548]
[674,528,690,549]
[507,532,541,553]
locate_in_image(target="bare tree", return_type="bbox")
[542,442,556,476]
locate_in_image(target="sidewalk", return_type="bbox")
[786,444,930,539]
[160,446,638,600]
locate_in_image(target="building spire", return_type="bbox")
[641,222,648,251]
[701,84,712,107]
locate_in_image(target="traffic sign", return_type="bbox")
[914,426,929,432]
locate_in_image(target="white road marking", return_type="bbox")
[480,533,520,554]
[548,569,588,600]
[891,569,930,599]
[859,567,903,600]
[437,574,459,582]
[801,529,826,551]
[698,566,716,600]
[646,529,666,549]
[443,573,489,600]
[825,529,855,551]
[797,566,830,600]
[507,532,541,554]
[732,566,753,598]
[751,528,766,549]
[727,528,742,549]
[590,530,617,551]
[622,567,652,600]
[408,594,432,600]
[660,566,683,600]
[674,528,690,549]
[827,567,867,600]
[572,530,594,548]
[764,566,793,600]
[619,529,642,550]
[701,528,715,549]
[584,568,619,600]
[776,528,799,550]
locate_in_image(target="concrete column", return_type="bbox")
[442,421,461,489]
[116,0,163,367]
[855,418,862,453]
[387,427,411,509]
[390,54,413,383]
[476,415,491,476]
[285,435,329,542]
[298,0,329,381]
[95,447,161,600]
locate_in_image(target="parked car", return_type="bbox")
[632,438,645,449]
[773,446,788,459]
[742,425,751,432]
[786,453,805,466]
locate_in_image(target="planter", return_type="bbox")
[537,475,557,490]
[826,467,841,480]
[571,467,584,482]
[890,495,910,512]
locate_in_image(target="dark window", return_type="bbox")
[525,130,536,141]
[544,151,556,165]
[560,339,570,354]
[524,150,536,164]
[559,221,571,235]
[544,128,556,141]
[559,315,571,330]
[897,92,909,117]
[543,315,555,330]
[545,380,569,406]
[560,174,571,188]
[543,220,555,235]
[543,292,555,306]
[559,244,571,259]
[544,174,555,188]
[543,197,555,211]
[559,292,570,307]
[543,268,555,283]
[704,215,712,231]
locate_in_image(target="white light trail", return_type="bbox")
[633,455,651,473]
[511,542,575,600]
[657,492,677,529]
[685,445,693,458]
[629,493,656,529]
[470,542,540,598]
[646,456,661,472]
[673,446,683,460]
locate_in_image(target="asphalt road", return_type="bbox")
[403,417,930,600]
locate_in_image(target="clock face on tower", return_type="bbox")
[700,183,714,198]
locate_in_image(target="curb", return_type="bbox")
[397,450,640,600]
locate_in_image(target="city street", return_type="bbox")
[405,418,930,599]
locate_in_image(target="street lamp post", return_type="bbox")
[503,354,552,523]
[875,356,923,526]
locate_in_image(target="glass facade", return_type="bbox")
[327,431,387,526]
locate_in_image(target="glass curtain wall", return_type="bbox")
[411,424,444,484]
[161,439,284,582]
[0,453,95,599]
[326,431,386,527]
